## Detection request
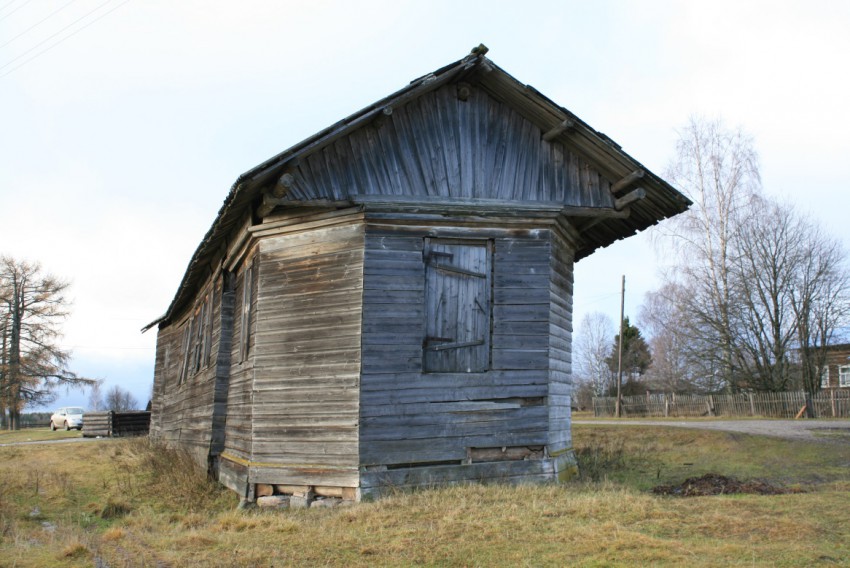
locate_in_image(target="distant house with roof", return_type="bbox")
[145,46,690,504]
[817,343,850,389]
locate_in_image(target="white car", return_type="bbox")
[50,407,84,431]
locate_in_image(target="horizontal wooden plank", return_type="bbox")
[250,465,359,487]
[362,275,423,291]
[360,384,548,405]
[491,349,549,370]
[362,289,423,303]
[360,408,549,441]
[360,369,548,391]
[359,459,555,489]
[360,431,549,465]
[362,332,423,346]
[492,334,548,350]
[364,234,424,252]
[495,287,550,304]
[494,273,550,288]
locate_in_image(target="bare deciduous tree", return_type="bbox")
[104,385,138,412]
[654,116,761,391]
[0,256,91,429]
[731,199,850,393]
[88,379,105,411]
[645,117,850,394]
[573,312,615,403]
[639,283,716,392]
[730,198,802,391]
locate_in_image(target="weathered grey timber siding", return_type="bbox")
[280,85,613,207]
[359,221,557,489]
[219,256,258,492]
[209,272,235,460]
[151,276,224,467]
[548,230,574,460]
[247,213,364,488]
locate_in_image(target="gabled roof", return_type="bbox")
[146,45,690,330]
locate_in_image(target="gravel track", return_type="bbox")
[573,419,850,443]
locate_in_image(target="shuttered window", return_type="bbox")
[423,238,492,373]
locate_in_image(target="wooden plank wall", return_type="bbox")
[151,275,225,467]
[246,213,365,488]
[359,222,560,493]
[547,230,575,469]
[209,272,235,460]
[221,255,258,465]
[280,84,613,207]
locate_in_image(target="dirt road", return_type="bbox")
[573,419,850,444]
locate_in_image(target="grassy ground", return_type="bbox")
[0,428,81,444]
[1,426,849,567]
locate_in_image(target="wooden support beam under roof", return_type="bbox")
[542,119,575,142]
[614,188,646,211]
[610,169,645,194]
[257,168,301,217]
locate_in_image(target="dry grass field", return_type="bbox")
[0,428,81,445]
[1,424,849,567]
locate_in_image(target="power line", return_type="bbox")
[0,0,18,14]
[68,345,154,351]
[0,0,35,23]
[0,0,114,71]
[0,0,79,50]
[0,0,131,78]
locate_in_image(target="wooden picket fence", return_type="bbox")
[593,390,850,418]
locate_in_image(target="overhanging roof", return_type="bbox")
[145,45,690,331]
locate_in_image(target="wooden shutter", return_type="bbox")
[423,238,491,373]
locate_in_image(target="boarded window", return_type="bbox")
[201,293,213,367]
[423,238,492,373]
[192,300,205,374]
[178,322,191,384]
[239,264,254,363]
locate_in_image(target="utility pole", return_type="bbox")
[615,275,625,418]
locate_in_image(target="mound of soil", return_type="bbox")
[652,473,798,497]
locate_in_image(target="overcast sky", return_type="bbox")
[2,1,848,411]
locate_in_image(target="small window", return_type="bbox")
[840,365,850,388]
[239,264,254,363]
[178,322,191,384]
[204,291,215,366]
[192,301,205,374]
[820,366,830,389]
[423,238,491,373]
[163,345,171,391]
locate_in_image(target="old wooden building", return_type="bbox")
[146,46,689,503]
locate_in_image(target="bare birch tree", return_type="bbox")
[88,379,105,411]
[639,283,717,392]
[646,117,850,394]
[573,312,615,402]
[653,116,761,391]
[0,256,91,429]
